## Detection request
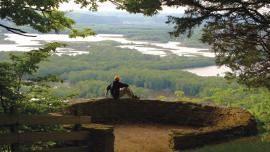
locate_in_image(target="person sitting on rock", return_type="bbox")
[106,75,139,100]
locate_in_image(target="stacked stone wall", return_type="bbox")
[68,98,257,151]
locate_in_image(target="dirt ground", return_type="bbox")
[114,123,198,152]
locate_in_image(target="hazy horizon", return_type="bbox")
[60,1,186,14]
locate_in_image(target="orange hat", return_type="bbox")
[114,75,120,81]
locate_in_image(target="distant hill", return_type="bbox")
[66,11,183,25]
[0,11,183,34]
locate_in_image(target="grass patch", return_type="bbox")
[185,141,270,152]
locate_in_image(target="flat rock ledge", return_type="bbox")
[68,98,257,151]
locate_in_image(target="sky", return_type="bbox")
[59,1,186,14]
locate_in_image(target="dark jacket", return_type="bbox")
[107,80,129,99]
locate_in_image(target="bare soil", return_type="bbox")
[114,123,198,152]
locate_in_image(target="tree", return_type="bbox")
[0,0,96,37]
[0,42,71,151]
[0,0,162,37]
[112,0,270,89]
[0,42,65,114]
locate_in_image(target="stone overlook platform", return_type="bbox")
[68,98,257,152]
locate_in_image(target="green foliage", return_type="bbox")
[119,0,162,15]
[52,85,79,98]
[75,80,107,98]
[69,28,96,38]
[0,0,96,37]
[202,21,270,89]
[185,140,270,152]
[29,41,224,98]
[0,43,75,151]
[175,90,184,98]
[202,87,270,132]
[158,95,167,101]
[118,0,270,89]
[0,42,66,114]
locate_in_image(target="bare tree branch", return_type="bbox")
[0,24,36,37]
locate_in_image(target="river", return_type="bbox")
[183,65,231,77]
[1,33,214,57]
[0,33,229,77]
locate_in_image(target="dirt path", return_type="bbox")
[114,123,197,152]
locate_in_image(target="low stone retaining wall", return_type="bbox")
[82,124,114,152]
[68,98,257,151]
[170,106,257,151]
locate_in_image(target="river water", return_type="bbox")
[183,65,231,77]
[1,33,214,57]
[0,33,229,76]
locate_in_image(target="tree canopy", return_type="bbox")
[0,42,65,114]
[116,0,270,89]
[0,0,96,37]
[0,0,162,36]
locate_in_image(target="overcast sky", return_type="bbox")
[59,1,186,14]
